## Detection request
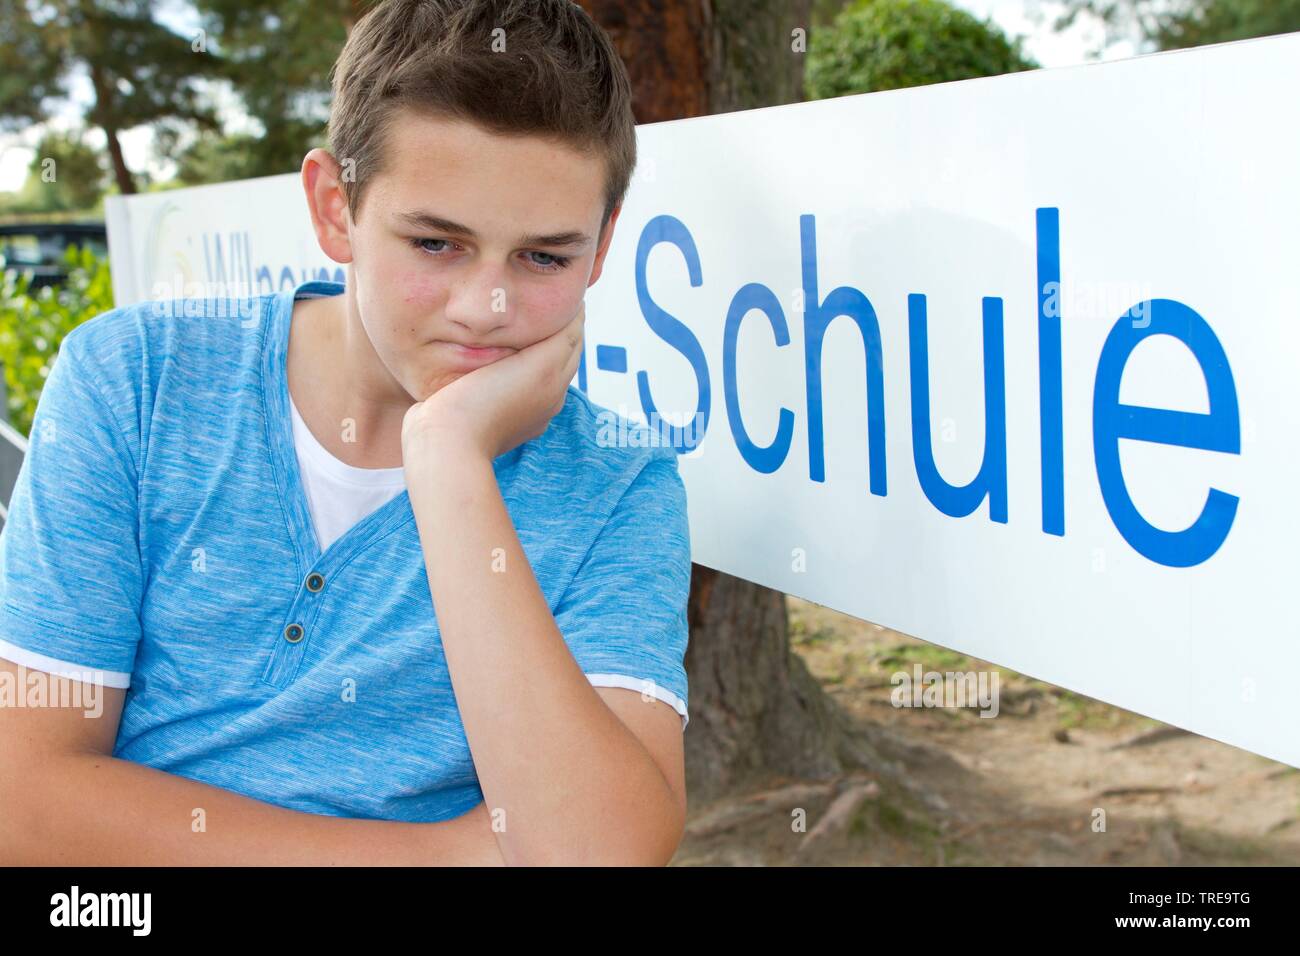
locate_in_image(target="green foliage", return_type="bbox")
[1055,1,1300,54]
[185,0,349,178]
[0,1,224,195]
[0,245,114,436]
[0,1,71,134]
[1162,0,1300,48]
[3,129,109,215]
[169,129,280,187]
[806,0,1039,99]
[2,1,346,193]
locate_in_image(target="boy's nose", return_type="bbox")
[444,269,513,335]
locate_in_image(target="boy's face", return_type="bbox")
[306,108,620,403]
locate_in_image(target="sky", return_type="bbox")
[960,0,1140,64]
[0,0,1140,195]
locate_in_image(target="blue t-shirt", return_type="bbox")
[0,279,692,822]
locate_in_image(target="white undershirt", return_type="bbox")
[288,390,407,553]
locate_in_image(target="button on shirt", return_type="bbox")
[0,279,692,822]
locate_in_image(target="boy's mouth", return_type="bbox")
[442,341,515,369]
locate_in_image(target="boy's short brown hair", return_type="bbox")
[326,0,636,238]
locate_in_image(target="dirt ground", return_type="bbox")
[673,597,1300,866]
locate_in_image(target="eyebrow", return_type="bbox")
[396,210,594,250]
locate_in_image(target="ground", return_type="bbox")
[673,597,1300,866]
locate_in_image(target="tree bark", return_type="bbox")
[102,126,134,195]
[583,0,877,804]
[88,60,135,195]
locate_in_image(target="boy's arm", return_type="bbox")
[0,330,506,865]
[406,450,688,868]
[0,659,506,866]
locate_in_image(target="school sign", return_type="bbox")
[106,32,1300,768]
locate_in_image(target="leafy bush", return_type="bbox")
[0,245,114,436]
[807,0,1039,99]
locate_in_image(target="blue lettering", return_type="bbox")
[723,283,795,473]
[634,215,711,453]
[801,214,888,494]
[621,208,1241,567]
[1092,298,1240,567]
[908,293,1008,522]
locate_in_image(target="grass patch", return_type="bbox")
[876,642,974,673]
[852,794,941,842]
[1174,822,1274,863]
[1055,688,1159,732]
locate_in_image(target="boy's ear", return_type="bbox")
[301,147,354,264]
[587,201,622,287]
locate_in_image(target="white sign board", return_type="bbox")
[107,32,1300,769]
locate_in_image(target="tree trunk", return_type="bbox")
[583,0,877,804]
[102,125,134,195]
[88,61,135,195]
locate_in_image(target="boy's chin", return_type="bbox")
[406,368,467,403]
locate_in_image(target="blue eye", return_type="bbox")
[411,237,454,255]
[408,237,572,273]
[525,251,573,272]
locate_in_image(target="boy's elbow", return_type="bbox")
[534,814,684,867]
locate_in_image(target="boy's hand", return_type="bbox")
[401,299,585,472]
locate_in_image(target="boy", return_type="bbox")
[0,0,691,866]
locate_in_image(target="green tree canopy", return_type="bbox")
[3,128,107,213]
[1056,0,1300,54]
[806,0,1038,99]
[183,0,369,179]
[0,0,224,195]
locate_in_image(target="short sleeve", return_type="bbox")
[0,329,143,687]
[555,446,693,730]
